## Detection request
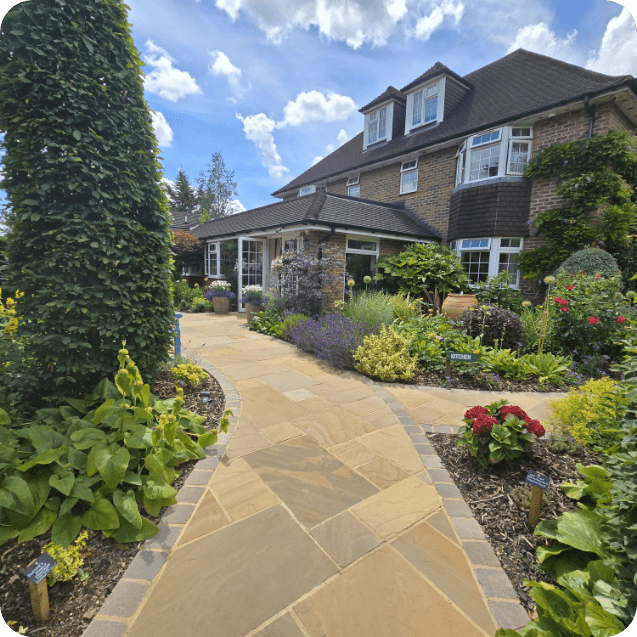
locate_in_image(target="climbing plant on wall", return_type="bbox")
[518,130,637,282]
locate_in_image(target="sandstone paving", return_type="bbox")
[358,406,399,428]
[243,435,379,528]
[261,421,304,443]
[126,506,337,637]
[238,385,311,429]
[224,421,272,458]
[287,408,376,447]
[356,424,423,474]
[177,489,229,545]
[328,439,380,468]
[354,456,412,490]
[258,370,319,392]
[253,613,307,637]
[340,395,388,416]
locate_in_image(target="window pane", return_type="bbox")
[511,127,531,137]
[348,184,360,197]
[283,240,296,252]
[498,252,520,283]
[472,130,500,147]
[425,83,438,97]
[379,107,386,138]
[424,96,437,123]
[348,239,377,252]
[500,238,521,248]
[469,144,500,181]
[461,251,490,283]
[461,239,489,249]
[401,170,418,193]
[402,160,417,171]
[508,141,529,173]
[412,91,423,126]
[369,121,377,144]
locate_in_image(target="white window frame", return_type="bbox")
[346,235,380,256]
[405,77,446,135]
[205,241,221,278]
[455,126,533,186]
[347,176,360,197]
[400,159,418,194]
[299,185,316,196]
[455,237,524,288]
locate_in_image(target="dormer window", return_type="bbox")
[299,185,324,196]
[347,176,360,197]
[455,126,533,186]
[400,159,418,194]
[367,106,387,145]
[405,77,446,135]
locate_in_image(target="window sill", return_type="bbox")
[452,175,528,194]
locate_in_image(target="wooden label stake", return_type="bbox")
[21,553,56,622]
[525,470,551,528]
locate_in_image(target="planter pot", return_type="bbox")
[245,302,262,323]
[441,293,479,321]
[212,296,230,315]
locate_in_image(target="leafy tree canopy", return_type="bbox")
[195,152,238,223]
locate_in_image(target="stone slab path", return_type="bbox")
[84,313,565,637]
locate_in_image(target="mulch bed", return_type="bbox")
[0,366,225,637]
[427,432,601,614]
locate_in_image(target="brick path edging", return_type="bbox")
[80,349,240,637]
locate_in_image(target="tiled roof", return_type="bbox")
[359,86,406,113]
[192,191,441,241]
[273,49,633,197]
[400,62,472,93]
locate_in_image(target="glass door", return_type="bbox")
[238,237,265,311]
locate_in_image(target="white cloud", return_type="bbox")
[228,198,247,214]
[506,22,579,63]
[413,0,464,41]
[586,8,637,76]
[236,113,289,179]
[215,0,408,48]
[209,51,249,97]
[150,111,174,147]
[311,156,323,166]
[337,128,350,145]
[143,40,202,102]
[279,91,357,127]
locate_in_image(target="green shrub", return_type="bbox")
[43,531,88,585]
[250,308,283,336]
[518,352,572,385]
[480,349,526,380]
[0,0,174,402]
[548,378,625,448]
[388,293,420,322]
[342,291,395,330]
[170,362,208,388]
[556,247,621,278]
[473,271,524,314]
[520,302,544,353]
[0,349,223,548]
[173,281,205,310]
[457,305,526,350]
[279,313,308,339]
[354,325,417,382]
[191,297,213,313]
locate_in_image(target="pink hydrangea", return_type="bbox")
[465,406,489,419]
[525,419,545,437]
[472,415,498,435]
[500,405,529,421]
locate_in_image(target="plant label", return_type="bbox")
[526,470,551,490]
[21,553,56,585]
[446,352,478,362]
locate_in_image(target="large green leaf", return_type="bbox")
[16,447,66,472]
[113,488,142,529]
[111,515,158,544]
[0,409,10,426]
[123,424,152,449]
[18,508,56,543]
[93,399,115,426]
[555,510,606,556]
[585,602,626,637]
[80,496,119,531]
[0,474,35,517]
[95,445,130,489]
[68,447,88,472]
[71,428,106,450]
[51,513,83,548]
[49,471,75,496]
[26,425,65,452]
[59,497,78,517]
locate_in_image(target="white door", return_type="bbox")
[238,237,265,312]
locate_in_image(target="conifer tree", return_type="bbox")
[0,0,174,401]
[164,167,200,227]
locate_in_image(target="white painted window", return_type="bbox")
[346,236,379,254]
[455,237,523,287]
[405,78,445,135]
[455,142,465,187]
[367,106,387,145]
[400,159,418,194]
[205,242,220,278]
[347,176,360,197]
[299,185,316,196]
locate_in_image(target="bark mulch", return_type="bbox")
[427,432,601,614]
[0,366,225,637]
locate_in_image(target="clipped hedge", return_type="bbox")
[556,247,621,278]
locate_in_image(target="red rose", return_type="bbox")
[595,274,602,278]
[472,415,498,435]
[553,297,562,303]
[588,316,600,325]
[618,315,626,324]
[561,307,569,313]
[567,285,575,291]
[526,419,545,437]
[558,298,569,305]
[500,405,529,421]
[465,406,489,419]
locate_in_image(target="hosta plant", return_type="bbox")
[519,352,573,385]
[458,400,545,466]
[0,348,226,548]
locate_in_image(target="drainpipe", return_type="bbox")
[584,96,596,139]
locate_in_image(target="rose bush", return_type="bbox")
[457,399,545,467]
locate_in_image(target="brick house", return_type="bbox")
[194,48,637,306]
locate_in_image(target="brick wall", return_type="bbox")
[379,238,410,257]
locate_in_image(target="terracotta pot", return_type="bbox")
[245,302,262,323]
[441,293,478,321]
[212,296,230,315]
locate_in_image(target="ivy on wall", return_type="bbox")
[518,130,637,281]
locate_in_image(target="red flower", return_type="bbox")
[465,406,489,419]
[472,415,498,435]
[553,297,562,303]
[595,274,602,278]
[561,307,569,313]
[525,419,545,437]
[618,315,626,324]
[558,298,569,306]
[500,405,529,421]
[567,285,575,291]
[588,316,600,325]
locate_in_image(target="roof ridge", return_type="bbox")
[400,203,443,239]
[325,192,406,210]
[304,190,326,221]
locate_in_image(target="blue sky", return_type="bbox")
[1,0,637,215]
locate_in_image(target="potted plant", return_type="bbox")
[205,281,235,314]
[242,285,263,323]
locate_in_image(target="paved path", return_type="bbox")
[85,313,565,637]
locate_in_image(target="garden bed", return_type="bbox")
[427,432,601,614]
[0,367,225,637]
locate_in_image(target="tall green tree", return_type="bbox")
[195,152,238,222]
[164,167,200,227]
[0,0,174,402]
